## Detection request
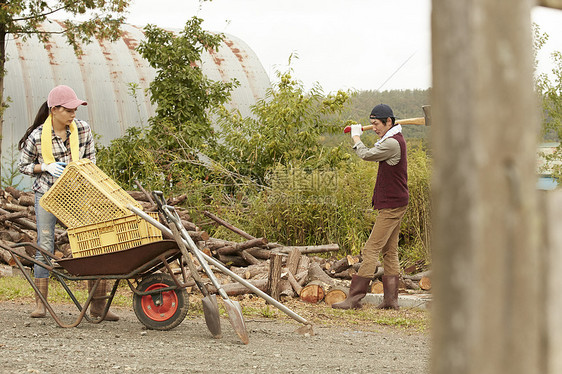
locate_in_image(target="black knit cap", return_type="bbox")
[369,104,394,119]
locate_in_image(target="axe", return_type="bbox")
[343,105,431,133]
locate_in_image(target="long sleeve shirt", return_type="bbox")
[19,119,96,194]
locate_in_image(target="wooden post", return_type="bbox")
[544,191,562,373]
[431,1,545,373]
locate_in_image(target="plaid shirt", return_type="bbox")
[19,119,96,194]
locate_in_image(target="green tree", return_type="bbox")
[216,63,352,184]
[97,17,238,191]
[0,0,130,183]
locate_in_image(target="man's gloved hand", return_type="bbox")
[350,124,363,138]
[41,162,67,178]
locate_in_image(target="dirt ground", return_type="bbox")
[0,298,430,374]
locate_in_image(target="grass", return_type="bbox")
[0,275,429,332]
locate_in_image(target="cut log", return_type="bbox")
[267,253,284,300]
[300,280,327,303]
[216,237,268,255]
[0,211,27,223]
[286,247,301,276]
[217,254,248,267]
[273,244,339,255]
[0,207,36,231]
[403,278,421,290]
[287,270,303,295]
[245,248,272,260]
[324,286,349,306]
[240,250,261,265]
[371,280,384,294]
[17,195,34,207]
[403,270,432,281]
[419,276,432,290]
[307,261,335,286]
[4,186,22,199]
[207,279,268,296]
[187,230,209,242]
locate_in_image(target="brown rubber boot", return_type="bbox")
[88,280,120,321]
[377,274,400,310]
[332,275,371,310]
[31,278,49,318]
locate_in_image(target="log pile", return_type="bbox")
[0,186,431,305]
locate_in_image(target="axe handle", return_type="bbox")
[343,117,426,133]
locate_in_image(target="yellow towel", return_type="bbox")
[41,115,79,164]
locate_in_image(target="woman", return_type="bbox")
[18,85,118,321]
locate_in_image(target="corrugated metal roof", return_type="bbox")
[2,21,270,165]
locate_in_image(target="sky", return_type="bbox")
[123,0,562,94]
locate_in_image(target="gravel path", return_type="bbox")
[0,300,430,374]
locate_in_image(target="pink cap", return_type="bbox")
[47,85,87,108]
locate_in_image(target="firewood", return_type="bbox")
[267,253,284,300]
[126,190,149,202]
[324,286,348,306]
[300,280,327,303]
[332,267,357,280]
[187,230,209,242]
[286,270,303,295]
[278,276,295,298]
[286,247,301,276]
[206,238,236,251]
[207,279,268,296]
[0,207,36,231]
[216,237,268,255]
[306,261,335,286]
[245,248,271,260]
[231,262,269,279]
[18,195,34,207]
[0,211,27,223]
[4,186,22,200]
[371,280,384,294]
[167,194,187,206]
[273,244,339,255]
[217,254,248,267]
[296,255,310,275]
[403,278,421,290]
[240,250,261,265]
[419,276,432,290]
[203,211,255,240]
[403,270,432,281]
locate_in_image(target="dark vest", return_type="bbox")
[371,133,409,209]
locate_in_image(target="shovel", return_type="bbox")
[169,223,222,339]
[153,193,249,345]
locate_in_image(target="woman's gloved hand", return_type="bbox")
[41,162,67,178]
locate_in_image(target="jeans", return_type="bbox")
[357,205,408,278]
[34,192,57,279]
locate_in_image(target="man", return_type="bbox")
[332,104,408,310]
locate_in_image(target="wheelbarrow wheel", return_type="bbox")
[133,273,189,331]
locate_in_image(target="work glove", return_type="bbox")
[350,124,363,138]
[41,162,67,178]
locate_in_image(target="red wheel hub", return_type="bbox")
[141,283,178,321]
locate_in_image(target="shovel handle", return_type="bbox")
[152,196,230,301]
[128,204,309,325]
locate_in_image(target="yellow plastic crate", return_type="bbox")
[39,159,143,228]
[68,212,162,258]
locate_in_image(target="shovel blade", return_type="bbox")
[202,294,222,339]
[223,299,249,344]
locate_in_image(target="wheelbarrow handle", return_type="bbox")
[127,204,309,325]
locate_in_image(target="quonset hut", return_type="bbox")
[3,21,270,187]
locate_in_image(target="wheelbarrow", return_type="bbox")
[1,240,193,331]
